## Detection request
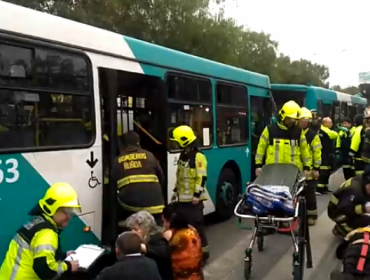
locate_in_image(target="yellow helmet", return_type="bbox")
[170,125,196,148]
[279,101,301,121]
[39,182,81,216]
[299,107,312,120]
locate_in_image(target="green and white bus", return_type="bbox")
[0,1,271,261]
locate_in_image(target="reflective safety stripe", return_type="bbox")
[356,170,365,175]
[260,134,268,142]
[290,141,295,163]
[33,244,56,254]
[202,245,209,252]
[320,166,331,170]
[307,209,318,215]
[117,174,159,189]
[330,196,339,205]
[178,193,207,201]
[317,183,326,188]
[195,185,203,192]
[314,160,321,166]
[342,165,351,168]
[340,223,353,232]
[10,235,30,280]
[275,142,279,163]
[355,205,364,215]
[104,176,109,184]
[117,199,164,214]
[255,154,263,160]
[197,170,206,175]
[312,143,322,149]
[349,152,355,157]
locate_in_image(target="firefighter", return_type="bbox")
[317,117,338,195]
[328,164,370,238]
[298,107,322,226]
[0,183,81,279]
[169,125,209,262]
[310,109,322,133]
[255,100,312,178]
[350,110,370,176]
[112,131,165,225]
[336,117,356,180]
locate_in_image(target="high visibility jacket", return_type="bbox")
[174,148,208,202]
[255,122,312,171]
[336,127,356,167]
[327,175,370,232]
[318,125,338,166]
[0,215,69,280]
[112,145,165,214]
[349,125,370,163]
[302,127,322,179]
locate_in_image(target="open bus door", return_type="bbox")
[98,68,167,249]
[250,95,272,182]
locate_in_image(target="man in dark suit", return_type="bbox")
[95,232,162,280]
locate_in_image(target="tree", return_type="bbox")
[5,0,331,88]
[331,85,359,95]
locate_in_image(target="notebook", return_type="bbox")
[65,244,105,270]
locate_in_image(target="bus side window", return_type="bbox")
[332,101,340,125]
[0,42,93,151]
[166,74,213,150]
[216,82,248,146]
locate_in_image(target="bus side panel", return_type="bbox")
[0,150,101,261]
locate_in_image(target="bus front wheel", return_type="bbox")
[214,167,239,221]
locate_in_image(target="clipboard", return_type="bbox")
[65,244,105,270]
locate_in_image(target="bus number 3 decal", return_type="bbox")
[0,159,19,184]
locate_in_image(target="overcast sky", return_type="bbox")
[224,0,370,87]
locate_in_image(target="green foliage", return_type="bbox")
[4,0,351,88]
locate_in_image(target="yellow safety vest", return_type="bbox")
[0,215,68,280]
[175,149,208,202]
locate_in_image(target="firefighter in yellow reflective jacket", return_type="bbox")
[317,117,338,195]
[255,100,312,177]
[335,117,356,180]
[170,125,209,262]
[350,110,370,176]
[112,131,165,225]
[298,107,322,226]
[0,183,81,280]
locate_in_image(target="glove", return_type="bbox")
[337,126,348,133]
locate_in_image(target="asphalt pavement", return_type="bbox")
[203,169,345,280]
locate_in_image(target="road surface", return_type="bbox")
[203,169,345,280]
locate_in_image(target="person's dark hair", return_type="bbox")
[163,203,189,229]
[354,114,364,126]
[116,232,142,255]
[122,131,140,147]
[340,117,352,124]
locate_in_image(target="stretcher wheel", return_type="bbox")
[292,253,303,280]
[244,250,252,280]
[257,235,264,252]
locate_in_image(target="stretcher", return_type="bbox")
[234,163,313,280]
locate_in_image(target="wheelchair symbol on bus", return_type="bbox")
[88,171,101,189]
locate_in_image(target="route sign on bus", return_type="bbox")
[359,72,370,83]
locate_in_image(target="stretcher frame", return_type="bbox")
[234,164,313,280]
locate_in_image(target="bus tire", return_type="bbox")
[214,167,240,221]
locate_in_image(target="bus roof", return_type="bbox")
[271,84,367,105]
[0,1,270,88]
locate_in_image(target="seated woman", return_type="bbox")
[125,211,173,280]
[162,204,203,280]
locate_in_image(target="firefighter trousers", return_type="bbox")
[318,166,331,192]
[305,180,318,219]
[177,201,209,260]
[337,215,370,235]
